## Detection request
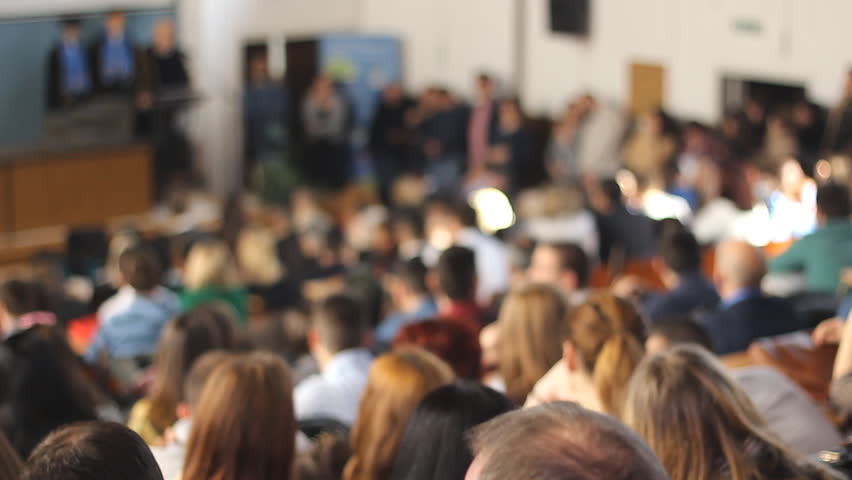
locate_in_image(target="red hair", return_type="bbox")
[393,319,482,379]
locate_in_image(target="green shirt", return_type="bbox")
[769,220,852,293]
[179,286,249,324]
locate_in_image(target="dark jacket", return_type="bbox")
[644,271,720,323]
[702,294,804,355]
[89,37,144,94]
[47,45,94,110]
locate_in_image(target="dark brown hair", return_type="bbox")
[313,294,366,354]
[393,319,482,380]
[22,421,163,480]
[119,245,163,292]
[146,305,237,435]
[182,353,296,480]
[469,402,668,480]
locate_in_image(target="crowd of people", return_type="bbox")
[5,67,852,480]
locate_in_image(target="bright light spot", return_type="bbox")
[469,188,516,235]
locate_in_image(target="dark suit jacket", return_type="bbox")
[89,39,144,94]
[644,271,720,324]
[703,295,804,355]
[47,46,94,111]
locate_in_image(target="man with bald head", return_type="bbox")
[702,240,803,354]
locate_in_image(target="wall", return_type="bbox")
[0,0,171,17]
[177,0,360,194]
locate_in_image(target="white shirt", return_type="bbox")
[457,228,511,304]
[523,210,599,260]
[692,198,744,245]
[294,348,373,425]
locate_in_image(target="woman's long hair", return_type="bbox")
[182,353,296,480]
[496,284,567,404]
[344,348,454,480]
[145,305,237,434]
[565,293,645,417]
[625,345,830,480]
[183,240,241,291]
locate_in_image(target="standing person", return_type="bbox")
[623,108,678,182]
[487,97,532,193]
[302,75,351,190]
[369,83,414,204]
[243,52,289,184]
[182,353,297,480]
[47,17,93,110]
[573,94,629,179]
[344,348,454,480]
[137,19,189,102]
[294,294,373,426]
[91,11,139,94]
[465,74,499,184]
[546,102,583,184]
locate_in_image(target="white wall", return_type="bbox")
[523,0,852,120]
[0,0,171,17]
[361,0,515,98]
[178,0,360,194]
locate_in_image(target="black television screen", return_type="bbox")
[549,0,590,36]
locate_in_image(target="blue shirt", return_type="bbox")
[293,348,374,425]
[101,35,134,83]
[61,41,91,96]
[84,286,181,363]
[375,298,438,348]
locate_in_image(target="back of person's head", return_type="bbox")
[659,230,701,275]
[625,345,810,480]
[390,382,514,480]
[345,348,454,480]
[646,317,713,355]
[816,182,851,220]
[295,433,352,480]
[391,257,429,296]
[468,402,669,480]
[496,284,567,404]
[600,178,624,206]
[146,305,238,434]
[183,353,295,480]
[22,421,162,480]
[182,351,237,410]
[118,245,163,292]
[0,279,49,318]
[564,293,645,417]
[436,246,477,302]
[237,227,284,286]
[183,239,241,290]
[393,319,482,379]
[714,240,767,292]
[312,294,366,355]
[3,325,98,457]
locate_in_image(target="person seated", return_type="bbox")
[151,350,234,480]
[642,230,720,323]
[295,433,352,480]
[525,293,645,418]
[180,239,249,324]
[22,422,163,480]
[434,247,486,336]
[829,310,852,420]
[625,346,840,480]
[466,402,668,480]
[390,382,514,480]
[375,258,437,349]
[585,178,656,262]
[237,227,299,312]
[526,242,591,306]
[84,245,181,368]
[770,182,852,294]
[181,353,297,480]
[294,294,373,426]
[766,158,818,243]
[127,306,237,445]
[344,348,454,480]
[0,280,57,338]
[393,319,482,380]
[424,198,510,305]
[519,186,599,261]
[703,240,803,355]
[647,318,842,456]
[485,97,532,193]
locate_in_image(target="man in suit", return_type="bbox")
[90,11,140,94]
[47,18,93,110]
[704,240,803,355]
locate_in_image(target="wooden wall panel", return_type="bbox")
[9,145,152,231]
[0,166,10,233]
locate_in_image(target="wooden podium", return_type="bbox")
[0,144,152,233]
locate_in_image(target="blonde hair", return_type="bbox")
[565,293,645,417]
[497,284,567,404]
[344,348,454,480]
[183,353,295,480]
[183,240,241,290]
[237,227,284,285]
[625,346,820,480]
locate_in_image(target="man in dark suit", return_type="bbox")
[47,18,93,110]
[703,240,804,355]
[90,11,141,95]
[643,230,720,323]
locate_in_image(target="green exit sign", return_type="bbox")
[733,18,763,35]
